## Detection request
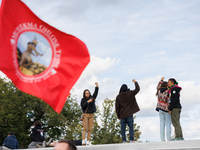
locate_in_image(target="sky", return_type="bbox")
[0,0,200,142]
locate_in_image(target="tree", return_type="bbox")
[0,77,82,148]
[0,78,32,148]
[63,95,83,140]
[91,98,141,144]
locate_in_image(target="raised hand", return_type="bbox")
[95,82,98,87]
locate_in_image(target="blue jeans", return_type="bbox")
[121,115,134,142]
[159,109,171,141]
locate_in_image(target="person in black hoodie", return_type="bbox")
[115,79,140,143]
[28,120,45,148]
[3,132,19,149]
[81,82,99,145]
[168,78,184,141]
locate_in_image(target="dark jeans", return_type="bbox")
[121,115,134,142]
[171,108,183,138]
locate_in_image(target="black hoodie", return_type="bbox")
[30,126,45,142]
[168,86,182,111]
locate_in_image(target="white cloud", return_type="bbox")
[136,116,160,142]
[158,51,166,55]
[179,81,200,113]
[0,71,7,79]
[78,55,120,80]
[184,119,200,140]
[72,55,119,103]
[135,76,161,117]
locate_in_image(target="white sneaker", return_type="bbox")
[82,140,86,145]
[86,141,92,145]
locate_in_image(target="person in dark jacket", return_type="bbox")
[28,120,45,148]
[3,132,19,149]
[168,78,184,141]
[115,79,140,143]
[81,82,99,145]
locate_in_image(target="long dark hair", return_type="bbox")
[156,81,168,96]
[83,89,91,99]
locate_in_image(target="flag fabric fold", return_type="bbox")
[0,0,90,113]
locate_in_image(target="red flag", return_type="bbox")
[0,0,90,113]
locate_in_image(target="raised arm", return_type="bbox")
[92,82,99,99]
[132,79,140,95]
[157,77,164,89]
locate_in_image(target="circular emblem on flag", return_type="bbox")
[17,32,52,76]
[10,23,62,83]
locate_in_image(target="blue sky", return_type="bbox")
[0,0,200,142]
